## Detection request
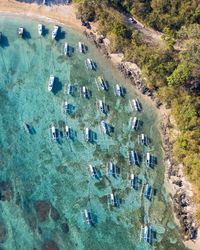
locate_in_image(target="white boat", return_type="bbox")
[64,101,70,113]
[85,58,95,70]
[140,133,148,146]
[52,25,59,40]
[83,209,92,225]
[78,41,85,53]
[146,152,155,167]
[81,86,88,98]
[67,84,75,96]
[23,122,30,133]
[132,117,139,130]
[48,75,55,92]
[18,27,24,37]
[64,42,69,56]
[51,125,57,140]
[85,128,90,142]
[130,174,138,189]
[38,24,43,36]
[115,84,121,96]
[98,100,108,114]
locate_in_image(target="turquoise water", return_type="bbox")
[0,15,185,249]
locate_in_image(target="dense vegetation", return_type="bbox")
[75,0,200,219]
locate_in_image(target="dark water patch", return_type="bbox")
[0,181,13,202]
[23,29,32,40]
[0,223,7,243]
[61,223,69,234]
[42,240,59,250]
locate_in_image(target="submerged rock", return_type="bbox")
[34,201,60,222]
[61,223,69,233]
[34,201,51,222]
[0,181,13,201]
[42,240,59,250]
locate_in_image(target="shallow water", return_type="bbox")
[0,15,185,250]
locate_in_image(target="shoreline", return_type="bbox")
[0,1,198,248]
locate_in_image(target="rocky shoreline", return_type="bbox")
[83,28,198,243]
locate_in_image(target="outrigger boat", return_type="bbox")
[51,125,58,141]
[96,76,109,91]
[78,41,85,53]
[64,42,69,56]
[67,84,75,96]
[85,58,96,70]
[65,125,73,139]
[108,161,119,178]
[131,117,139,130]
[144,183,153,200]
[131,99,142,112]
[97,100,108,114]
[48,75,55,92]
[83,209,93,225]
[18,27,24,37]
[108,193,119,207]
[63,101,71,114]
[129,150,139,166]
[146,152,156,168]
[141,225,153,244]
[130,173,138,190]
[139,133,148,146]
[80,86,89,98]
[85,128,91,142]
[23,122,30,133]
[52,25,59,40]
[114,84,125,97]
[38,24,43,36]
[101,120,108,134]
[89,164,98,179]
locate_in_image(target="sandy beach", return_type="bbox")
[0,1,199,249]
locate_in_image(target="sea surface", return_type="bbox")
[0,15,185,250]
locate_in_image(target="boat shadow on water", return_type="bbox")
[52,77,62,95]
[23,30,31,40]
[43,27,49,37]
[55,30,66,41]
[0,35,9,48]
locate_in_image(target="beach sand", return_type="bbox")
[0,1,199,249]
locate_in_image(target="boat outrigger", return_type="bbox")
[83,209,93,225]
[48,75,55,92]
[85,58,96,70]
[63,101,71,114]
[89,164,99,179]
[131,117,139,130]
[85,128,92,142]
[78,41,85,53]
[129,150,140,166]
[96,76,109,91]
[38,24,43,36]
[18,27,24,37]
[97,100,108,114]
[64,42,69,56]
[131,99,142,112]
[108,161,119,178]
[52,25,59,40]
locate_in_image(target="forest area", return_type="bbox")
[75,0,200,219]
